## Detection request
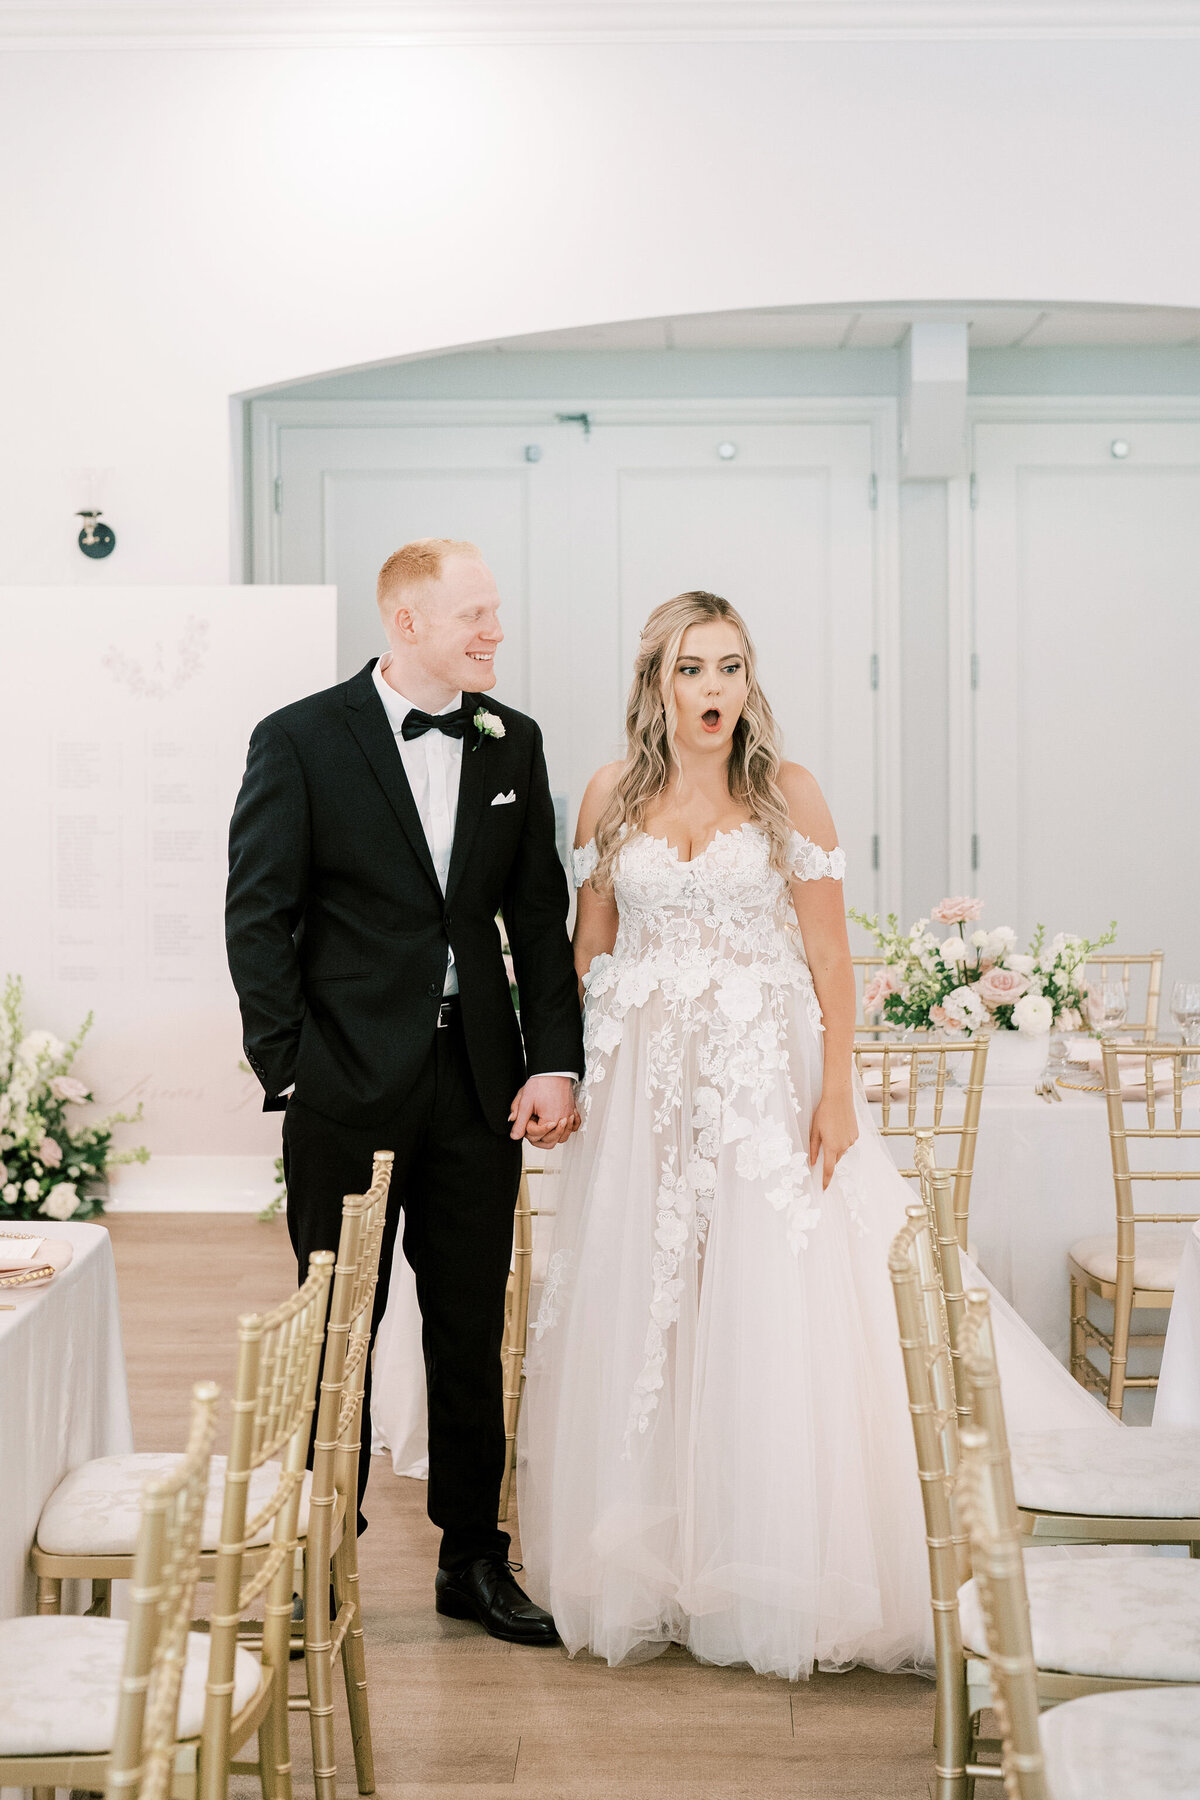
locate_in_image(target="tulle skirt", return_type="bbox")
[517,986,1111,1681]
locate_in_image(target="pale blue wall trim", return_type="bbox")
[260,344,1200,405]
[970,347,1200,394]
[264,348,899,401]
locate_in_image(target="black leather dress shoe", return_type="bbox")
[435,1557,560,1646]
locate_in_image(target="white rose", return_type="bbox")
[715,972,764,1023]
[987,927,1017,955]
[1007,953,1034,975]
[616,965,656,1009]
[940,937,968,965]
[1012,993,1053,1036]
[40,1180,81,1220]
[582,953,616,998]
[591,1014,624,1056]
[686,1157,717,1195]
[654,1211,688,1254]
[473,708,505,740]
[23,1178,40,1199]
[668,962,710,1000]
[691,1087,721,1128]
[969,931,988,950]
[2,1183,17,1204]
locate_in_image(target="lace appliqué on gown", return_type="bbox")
[568,824,849,1446]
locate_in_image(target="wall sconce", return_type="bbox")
[77,510,116,559]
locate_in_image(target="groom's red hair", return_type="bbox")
[376,537,483,613]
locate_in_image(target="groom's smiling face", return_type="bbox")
[402,553,504,696]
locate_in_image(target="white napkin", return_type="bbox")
[0,1234,45,1271]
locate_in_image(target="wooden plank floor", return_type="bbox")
[106,1213,936,1799]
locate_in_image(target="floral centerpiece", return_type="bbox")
[0,975,148,1222]
[848,898,1117,1038]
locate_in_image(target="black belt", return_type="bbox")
[436,996,460,1029]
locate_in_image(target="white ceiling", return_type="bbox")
[487,304,1200,354]
[5,2,1200,42]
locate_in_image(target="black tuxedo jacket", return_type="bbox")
[225,660,583,1135]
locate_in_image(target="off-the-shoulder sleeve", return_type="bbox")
[788,831,846,882]
[571,839,599,888]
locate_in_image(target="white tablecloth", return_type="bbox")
[0,1221,133,1619]
[935,1084,1200,1366]
[1157,1221,1200,1426]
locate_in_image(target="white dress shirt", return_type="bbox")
[373,657,463,994]
[373,658,577,1082]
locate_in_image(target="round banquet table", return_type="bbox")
[916,1080,1200,1368]
[0,1220,133,1620]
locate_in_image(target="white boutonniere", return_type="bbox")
[473,708,505,751]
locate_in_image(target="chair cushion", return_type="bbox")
[1068,1224,1191,1291]
[37,1454,313,1557]
[0,1615,263,1756]
[959,1557,1200,1683]
[1039,1686,1200,1800]
[1011,1426,1200,1519]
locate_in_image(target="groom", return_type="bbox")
[225,538,583,1645]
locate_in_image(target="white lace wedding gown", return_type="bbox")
[517,823,1112,1681]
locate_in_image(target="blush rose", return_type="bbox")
[975,967,1031,1009]
[930,896,984,924]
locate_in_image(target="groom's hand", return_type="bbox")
[509,1076,579,1147]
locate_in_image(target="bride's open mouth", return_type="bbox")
[701,709,722,733]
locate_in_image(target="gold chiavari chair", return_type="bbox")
[858,1035,990,1250]
[199,1251,334,1800]
[29,1256,332,1800]
[1085,950,1164,1041]
[851,953,894,1036]
[890,1208,1200,1799]
[297,1150,393,1800]
[0,1384,230,1800]
[499,1167,536,1523]
[888,1201,996,1795]
[957,1419,1200,1800]
[915,1130,1200,1555]
[498,1150,562,1522]
[1068,1041,1200,1417]
[955,1285,1200,1706]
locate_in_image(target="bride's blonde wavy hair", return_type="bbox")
[591,591,793,890]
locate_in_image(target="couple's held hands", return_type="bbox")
[510,1075,580,1148]
[808,1088,859,1191]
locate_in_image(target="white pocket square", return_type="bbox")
[491,790,516,806]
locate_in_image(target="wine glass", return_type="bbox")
[1171,979,1200,1073]
[1089,979,1128,1039]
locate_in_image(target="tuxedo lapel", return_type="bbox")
[343,663,440,892]
[445,693,487,902]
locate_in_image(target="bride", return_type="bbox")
[517,587,1108,1681]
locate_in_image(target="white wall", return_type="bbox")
[3,35,1200,589]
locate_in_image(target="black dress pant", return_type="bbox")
[281,1003,523,1570]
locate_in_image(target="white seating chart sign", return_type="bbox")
[0,588,336,1209]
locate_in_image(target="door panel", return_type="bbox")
[972,417,1200,989]
[571,421,879,909]
[273,411,882,910]
[278,424,573,711]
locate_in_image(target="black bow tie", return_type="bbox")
[401,704,472,743]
